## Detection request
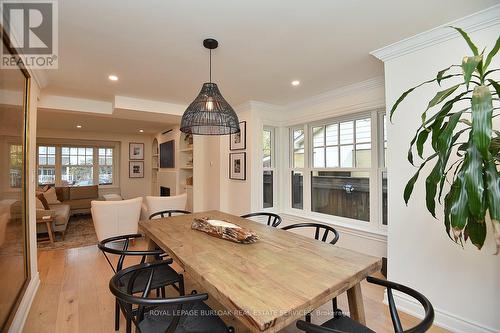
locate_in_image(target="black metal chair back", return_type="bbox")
[296,276,435,333]
[241,212,282,227]
[149,210,191,219]
[282,222,339,245]
[98,234,174,331]
[110,261,206,332]
[110,261,233,333]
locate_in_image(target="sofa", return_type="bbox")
[11,185,99,240]
[55,185,99,215]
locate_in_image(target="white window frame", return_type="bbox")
[36,142,119,188]
[286,110,387,234]
[262,126,277,210]
[37,145,56,185]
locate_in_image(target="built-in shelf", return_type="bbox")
[179,148,193,152]
[152,167,159,170]
[152,154,159,157]
[180,166,193,170]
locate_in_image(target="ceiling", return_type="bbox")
[37,109,178,134]
[42,0,498,106]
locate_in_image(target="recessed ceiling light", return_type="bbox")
[76,125,82,128]
[139,129,144,133]
[108,74,119,81]
[291,80,300,86]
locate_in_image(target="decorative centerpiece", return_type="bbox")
[191,217,259,244]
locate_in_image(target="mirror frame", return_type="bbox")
[1,24,32,331]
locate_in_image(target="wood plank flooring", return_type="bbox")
[24,242,450,333]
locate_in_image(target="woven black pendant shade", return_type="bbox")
[180,38,240,135]
[180,82,240,135]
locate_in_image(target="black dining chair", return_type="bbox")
[149,210,192,219]
[98,234,185,331]
[296,276,434,333]
[241,212,282,227]
[110,260,234,333]
[281,222,340,319]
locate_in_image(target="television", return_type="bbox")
[160,140,175,168]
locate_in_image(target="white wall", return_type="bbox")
[379,15,499,333]
[37,129,152,199]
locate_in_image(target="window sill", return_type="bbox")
[281,209,387,241]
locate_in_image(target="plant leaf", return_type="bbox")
[471,85,493,159]
[404,153,437,204]
[461,55,482,87]
[447,169,469,239]
[488,79,500,97]
[463,140,485,219]
[483,36,500,70]
[485,159,500,222]
[416,129,430,158]
[437,65,458,86]
[465,217,487,249]
[421,84,462,123]
[451,27,478,56]
[390,74,461,121]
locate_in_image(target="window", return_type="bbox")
[292,128,304,168]
[9,145,23,188]
[38,146,56,185]
[99,148,113,185]
[289,111,387,229]
[263,128,274,208]
[61,147,94,186]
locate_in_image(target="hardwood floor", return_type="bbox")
[24,242,449,333]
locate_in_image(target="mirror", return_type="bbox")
[0,32,30,330]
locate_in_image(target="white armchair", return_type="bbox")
[91,197,143,242]
[143,193,188,219]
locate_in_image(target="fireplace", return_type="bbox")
[160,186,170,197]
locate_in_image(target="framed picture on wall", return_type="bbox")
[229,152,246,180]
[129,142,144,160]
[230,121,246,150]
[129,161,144,178]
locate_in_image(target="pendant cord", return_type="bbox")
[209,49,212,83]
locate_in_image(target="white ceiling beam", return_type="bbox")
[39,94,113,114]
[114,96,186,116]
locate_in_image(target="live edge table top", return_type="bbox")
[139,210,382,333]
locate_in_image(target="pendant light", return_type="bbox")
[180,38,240,135]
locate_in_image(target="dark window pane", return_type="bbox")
[291,171,303,209]
[311,171,370,221]
[382,171,388,225]
[263,170,273,208]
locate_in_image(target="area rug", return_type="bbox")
[37,214,98,251]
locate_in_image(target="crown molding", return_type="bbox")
[285,76,384,112]
[371,5,500,62]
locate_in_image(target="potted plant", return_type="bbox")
[391,27,499,251]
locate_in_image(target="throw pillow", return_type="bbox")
[43,187,60,205]
[35,197,44,210]
[36,193,50,210]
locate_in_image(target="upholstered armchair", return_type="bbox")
[91,197,143,242]
[142,194,188,220]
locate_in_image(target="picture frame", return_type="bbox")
[229,152,246,180]
[230,121,246,150]
[129,142,144,160]
[129,161,144,178]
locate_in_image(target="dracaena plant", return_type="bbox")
[391,27,499,252]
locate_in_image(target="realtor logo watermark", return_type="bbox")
[1,0,58,69]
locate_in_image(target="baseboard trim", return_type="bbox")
[385,290,499,333]
[8,272,40,333]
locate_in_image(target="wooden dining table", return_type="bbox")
[139,210,382,333]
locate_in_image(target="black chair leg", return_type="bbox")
[126,317,132,333]
[305,312,311,322]
[161,286,166,298]
[115,298,120,331]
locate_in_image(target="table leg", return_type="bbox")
[347,282,366,324]
[146,236,158,262]
[45,221,55,243]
